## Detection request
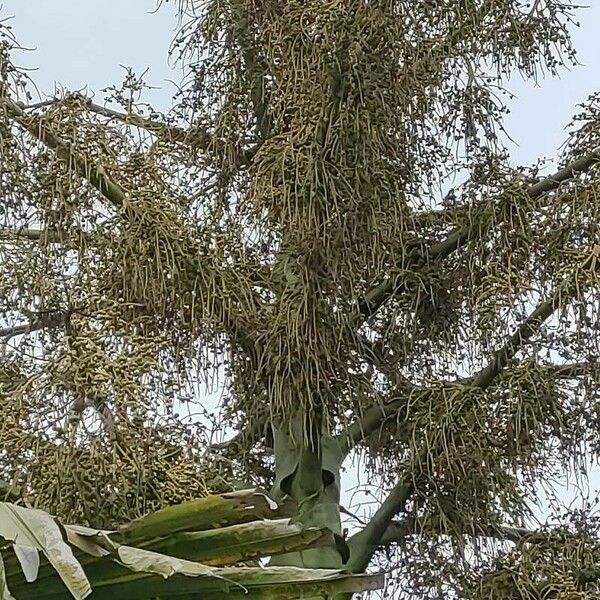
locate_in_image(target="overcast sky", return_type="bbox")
[2,1,180,107]
[3,0,600,535]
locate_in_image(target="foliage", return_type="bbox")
[0,489,381,598]
[2,1,600,598]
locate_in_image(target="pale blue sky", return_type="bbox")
[505,3,600,166]
[3,0,600,550]
[3,1,180,108]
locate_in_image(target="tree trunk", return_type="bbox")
[269,416,347,570]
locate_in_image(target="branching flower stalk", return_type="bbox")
[2,2,600,598]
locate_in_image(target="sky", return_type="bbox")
[3,0,600,559]
[1,1,181,107]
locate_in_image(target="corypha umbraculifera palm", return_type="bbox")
[2,1,600,597]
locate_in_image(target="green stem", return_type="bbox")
[269,419,346,571]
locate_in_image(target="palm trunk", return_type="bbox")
[269,417,346,570]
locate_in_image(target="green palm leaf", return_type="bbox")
[1,490,382,599]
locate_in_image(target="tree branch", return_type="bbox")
[341,250,599,571]
[577,568,600,585]
[341,295,561,455]
[343,244,600,454]
[338,386,422,458]
[379,517,551,546]
[84,100,256,165]
[335,335,424,455]
[339,359,597,457]
[85,100,191,141]
[19,96,256,167]
[472,246,599,392]
[229,5,271,140]
[3,95,268,362]
[3,97,128,209]
[471,298,560,391]
[346,475,414,573]
[0,226,89,246]
[344,415,541,571]
[208,410,271,453]
[0,310,70,343]
[546,362,598,379]
[0,227,51,242]
[359,149,600,320]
